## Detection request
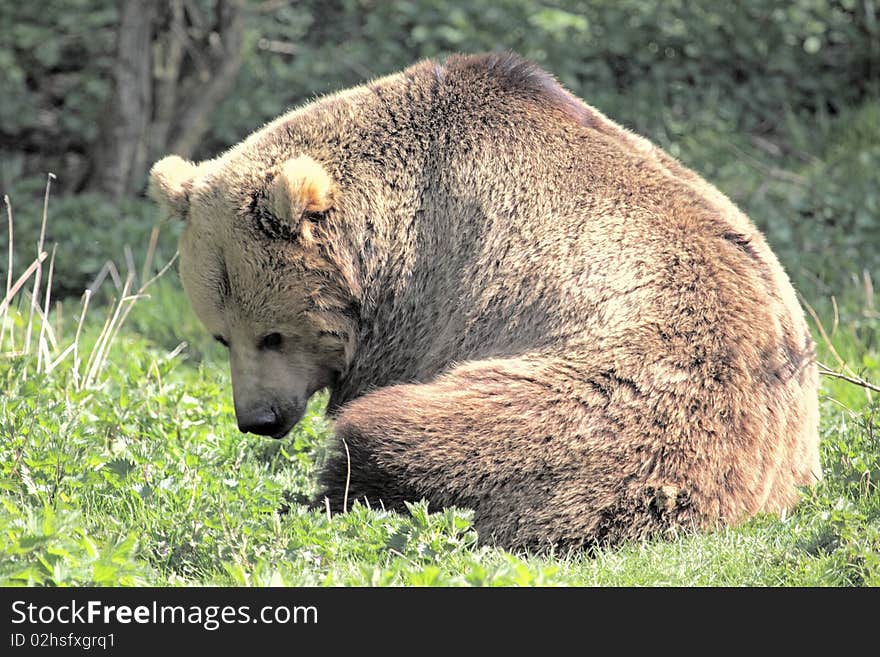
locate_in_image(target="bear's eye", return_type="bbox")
[258,332,283,350]
[213,335,229,348]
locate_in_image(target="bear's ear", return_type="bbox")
[149,155,197,219]
[270,155,334,227]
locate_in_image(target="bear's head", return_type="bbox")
[149,153,358,438]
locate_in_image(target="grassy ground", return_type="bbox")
[1,105,878,586]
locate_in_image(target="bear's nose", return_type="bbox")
[237,407,283,437]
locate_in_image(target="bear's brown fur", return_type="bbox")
[149,52,820,550]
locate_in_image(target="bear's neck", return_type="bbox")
[326,110,554,409]
[323,63,583,409]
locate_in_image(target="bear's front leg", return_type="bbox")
[314,355,642,550]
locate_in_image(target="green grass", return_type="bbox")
[1,279,877,587]
[1,102,879,587]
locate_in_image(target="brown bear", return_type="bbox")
[149,52,820,551]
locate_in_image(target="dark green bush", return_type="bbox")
[204,0,880,154]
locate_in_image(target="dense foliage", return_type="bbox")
[3,0,879,294]
[5,1,879,163]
